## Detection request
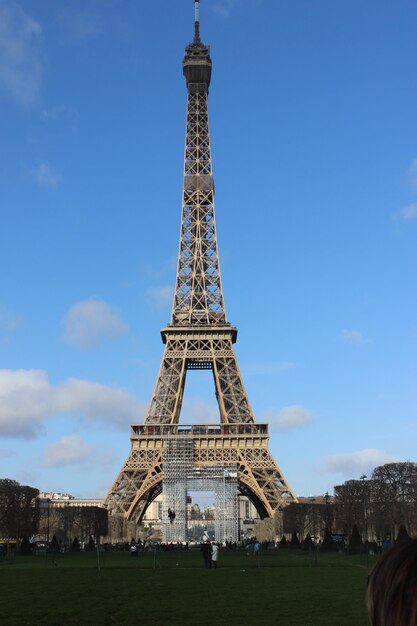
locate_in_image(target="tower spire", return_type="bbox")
[194,0,201,43]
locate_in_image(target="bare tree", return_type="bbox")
[0,479,39,539]
[334,479,369,537]
[51,506,78,547]
[42,505,108,546]
[371,462,417,539]
[0,479,20,537]
[322,492,334,532]
[17,485,40,538]
[283,503,311,539]
[74,507,108,543]
[283,499,332,541]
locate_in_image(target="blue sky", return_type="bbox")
[1,0,416,499]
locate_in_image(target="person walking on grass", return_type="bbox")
[211,542,219,568]
[201,540,212,568]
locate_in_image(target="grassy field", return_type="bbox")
[0,548,375,625]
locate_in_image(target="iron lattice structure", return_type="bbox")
[162,438,193,543]
[162,437,238,543]
[105,3,297,531]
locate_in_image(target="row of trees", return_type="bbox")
[38,503,108,547]
[2,462,415,546]
[334,461,417,540]
[282,462,417,542]
[0,478,107,547]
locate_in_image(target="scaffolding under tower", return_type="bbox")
[162,436,238,543]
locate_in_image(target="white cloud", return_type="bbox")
[30,162,62,189]
[146,285,174,310]
[264,405,313,432]
[0,369,52,438]
[408,158,417,192]
[393,202,417,222]
[42,434,93,467]
[321,448,398,479]
[53,378,145,428]
[338,329,367,345]
[0,1,42,105]
[0,369,145,439]
[63,297,128,349]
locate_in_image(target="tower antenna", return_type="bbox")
[194,0,201,43]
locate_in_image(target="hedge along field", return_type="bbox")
[0,548,375,625]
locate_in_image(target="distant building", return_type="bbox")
[38,491,75,501]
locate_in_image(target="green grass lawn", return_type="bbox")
[0,548,374,625]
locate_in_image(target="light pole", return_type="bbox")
[223,468,229,543]
[47,498,50,544]
[360,474,368,545]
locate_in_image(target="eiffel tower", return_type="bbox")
[105,1,297,530]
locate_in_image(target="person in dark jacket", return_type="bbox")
[201,540,212,568]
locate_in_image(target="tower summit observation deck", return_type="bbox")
[106,1,297,534]
[183,1,212,90]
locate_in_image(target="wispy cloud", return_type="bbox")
[41,104,78,126]
[338,329,368,345]
[321,448,397,478]
[0,1,42,106]
[0,307,21,332]
[30,161,62,189]
[0,448,14,459]
[15,468,39,485]
[63,297,128,349]
[41,434,93,467]
[180,398,220,424]
[264,405,313,432]
[57,7,104,44]
[245,361,296,376]
[393,202,417,222]
[146,285,174,310]
[139,256,177,281]
[212,0,240,18]
[408,158,417,192]
[0,369,145,439]
[392,158,417,221]
[42,105,68,120]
